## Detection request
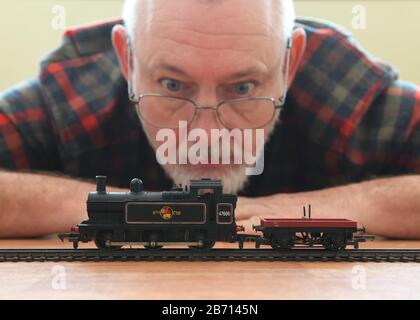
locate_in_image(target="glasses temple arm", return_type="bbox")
[126,37,137,102]
[277,36,293,107]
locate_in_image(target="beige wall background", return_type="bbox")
[0,0,419,91]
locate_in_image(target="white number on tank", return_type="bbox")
[219,210,231,216]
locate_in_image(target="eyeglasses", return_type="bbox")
[126,37,292,130]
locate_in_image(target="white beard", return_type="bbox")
[141,111,281,194]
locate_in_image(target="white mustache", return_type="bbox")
[177,138,260,164]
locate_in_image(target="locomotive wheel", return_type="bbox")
[200,240,215,250]
[270,233,294,250]
[144,244,164,250]
[144,233,163,249]
[94,232,122,250]
[323,233,347,251]
[189,240,215,250]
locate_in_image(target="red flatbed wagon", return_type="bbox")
[259,218,358,229]
[253,206,365,250]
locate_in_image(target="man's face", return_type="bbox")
[127,0,289,192]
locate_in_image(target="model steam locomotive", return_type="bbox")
[59,176,368,250]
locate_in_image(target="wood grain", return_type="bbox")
[1,237,420,299]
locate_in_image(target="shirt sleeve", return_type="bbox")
[346,80,420,177]
[0,78,61,171]
[398,83,420,172]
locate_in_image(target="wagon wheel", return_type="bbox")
[309,232,321,246]
[323,233,346,251]
[270,233,294,250]
[94,231,122,250]
[334,236,347,251]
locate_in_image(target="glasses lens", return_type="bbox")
[218,98,276,129]
[138,96,195,128]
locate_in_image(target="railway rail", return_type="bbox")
[1,248,420,262]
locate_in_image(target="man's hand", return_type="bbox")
[235,175,420,239]
[235,197,276,232]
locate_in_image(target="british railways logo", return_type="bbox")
[153,206,182,220]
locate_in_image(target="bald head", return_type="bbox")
[114,0,305,111]
[123,0,295,47]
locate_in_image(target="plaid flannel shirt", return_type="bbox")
[1,17,419,196]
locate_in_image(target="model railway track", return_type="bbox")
[1,248,420,262]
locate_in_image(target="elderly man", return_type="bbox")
[0,0,419,238]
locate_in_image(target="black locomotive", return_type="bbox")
[59,176,370,251]
[59,176,241,250]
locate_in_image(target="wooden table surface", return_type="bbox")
[1,237,420,300]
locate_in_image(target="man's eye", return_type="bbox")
[233,82,255,96]
[160,79,183,92]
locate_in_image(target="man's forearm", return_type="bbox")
[0,171,121,238]
[237,175,420,239]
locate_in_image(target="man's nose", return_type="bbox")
[188,93,225,132]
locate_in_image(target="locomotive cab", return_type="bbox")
[187,179,238,246]
[191,179,236,224]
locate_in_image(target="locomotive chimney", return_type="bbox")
[130,178,143,193]
[96,176,107,194]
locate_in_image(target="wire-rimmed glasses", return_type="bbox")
[126,37,292,130]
